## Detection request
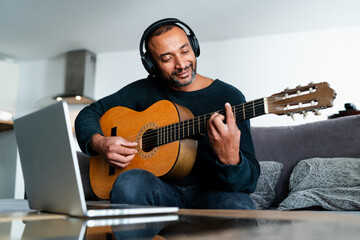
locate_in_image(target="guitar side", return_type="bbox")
[89,100,197,199]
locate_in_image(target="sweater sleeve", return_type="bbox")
[214,118,260,193]
[200,81,260,193]
[75,101,105,155]
[74,77,159,156]
[74,83,137,155]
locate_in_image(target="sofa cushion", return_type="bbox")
[251,115,360,206]
[250,161,283,209]
[278,157,360,210]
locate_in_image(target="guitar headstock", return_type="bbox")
[266,82,336,117]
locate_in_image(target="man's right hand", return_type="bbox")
[90,133,138,168]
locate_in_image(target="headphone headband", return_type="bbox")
[139,18,200,76]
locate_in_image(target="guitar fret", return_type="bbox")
[159,128,161,145]
[252,101,255,117]
[159,128,162,145]
[182,121,184,139]
[167,125,170,143]
[172,124,174,141]
[170,124,173,142]
[204,115,207,132]
[164,127,166,144]
[162,126,164,144]
[242,104,245,120]
[191,119,193,135]
[233,106,236,120]
[198,117,200,133]
[175,123,178,141]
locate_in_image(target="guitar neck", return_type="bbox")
[144,98,266,148]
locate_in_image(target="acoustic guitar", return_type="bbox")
[90,82,336,199]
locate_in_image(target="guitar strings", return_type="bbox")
[141,95,317,147]
[122,96,279,145]
[130,98,269,147]
[117,95,306,147]
[126,100,265,141]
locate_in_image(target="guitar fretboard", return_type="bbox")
[142,98,266,151]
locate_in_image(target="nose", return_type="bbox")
[174,55,187,69]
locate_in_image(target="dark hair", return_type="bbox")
[144,25,176,51]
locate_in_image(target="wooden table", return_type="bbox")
[1,208,360,239]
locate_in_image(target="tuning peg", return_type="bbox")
[312,109,321,116]
[287,112,295,121]
[302,111,308,119]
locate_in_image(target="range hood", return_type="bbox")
[54,49,96,104]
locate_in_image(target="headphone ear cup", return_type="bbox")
[141,51,157,76]
[188,35,200,57]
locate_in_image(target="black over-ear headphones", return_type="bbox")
[139,18,200,76]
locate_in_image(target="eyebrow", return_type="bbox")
[159,43,189,59]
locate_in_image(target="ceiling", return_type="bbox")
[1,0,360,62]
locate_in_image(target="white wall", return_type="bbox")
[0,60,18,198]
[0,61,18,113]
[94,50,147,100]
[200,26,360,126]
[16,55,66,117]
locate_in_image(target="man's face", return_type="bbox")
[148,26,197,89]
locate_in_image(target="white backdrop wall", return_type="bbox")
[200,26,360,126]
[0,60,18,198]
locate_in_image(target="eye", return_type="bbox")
[182,49,190,55]
[161,56,172,63]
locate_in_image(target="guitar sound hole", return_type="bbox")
[142,129,157,152]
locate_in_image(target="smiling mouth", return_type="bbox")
[173,64,192,79]
[175,68,190,78]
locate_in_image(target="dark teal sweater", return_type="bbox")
[75,77,260,193]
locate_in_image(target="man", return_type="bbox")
[75,18,260,209]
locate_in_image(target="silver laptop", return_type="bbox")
[14,101,178,217]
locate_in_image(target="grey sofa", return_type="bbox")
[251,114,360,209]
[78,114,360,210]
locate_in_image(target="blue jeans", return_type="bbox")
[110,169,255,209]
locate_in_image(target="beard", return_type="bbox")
[165,62,197,88]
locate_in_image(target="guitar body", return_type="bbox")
[90,100,198,199]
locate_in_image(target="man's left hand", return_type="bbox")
[207,103,241,165]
